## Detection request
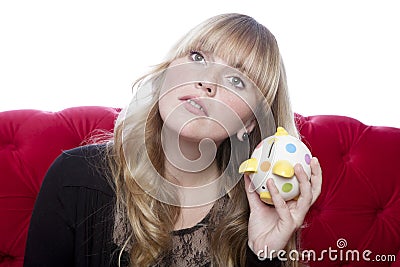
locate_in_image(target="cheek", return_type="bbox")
[158,87,181,121]
[158,95,171,122]
[209,96,253,137]
[233,101,253,120]
[220,93,254,122]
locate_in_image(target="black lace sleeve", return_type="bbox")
[246,245,282,267]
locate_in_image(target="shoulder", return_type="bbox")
[48,143,115,197]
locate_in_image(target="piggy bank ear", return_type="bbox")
[236,119,256,141]
[239,158,258,173]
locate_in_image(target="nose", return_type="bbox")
[272,160,294,178]
[196,82,217,96]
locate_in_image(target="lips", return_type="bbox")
[178,95,208,116]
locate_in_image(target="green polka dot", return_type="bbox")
[282,183,293,193]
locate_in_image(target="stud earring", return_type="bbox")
[242,132,249,140]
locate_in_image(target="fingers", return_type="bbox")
[294,163,313,216]
[310,157,323,204]
[244,174,267,212]
[266,178,292,224]
[293,157,322,219]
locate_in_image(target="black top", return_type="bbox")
[23,145,281,267]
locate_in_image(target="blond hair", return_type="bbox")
[107,13,302,266]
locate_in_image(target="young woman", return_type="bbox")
[24,13,322,267]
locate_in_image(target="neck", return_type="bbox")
[162,126,221,206]
[164,158,220,187]
[161,126,221,187]
[164,157,222,207]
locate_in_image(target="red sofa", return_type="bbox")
[0,106,399,266]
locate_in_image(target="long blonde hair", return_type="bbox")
[107,13,301,267]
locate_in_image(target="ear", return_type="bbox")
[236,119,257,141]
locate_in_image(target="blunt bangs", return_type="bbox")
[170,14,281,97]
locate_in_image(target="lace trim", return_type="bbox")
[113,196,227,266]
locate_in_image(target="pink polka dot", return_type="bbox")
[305,154,311,165]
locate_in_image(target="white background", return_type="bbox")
[0,0,399,127]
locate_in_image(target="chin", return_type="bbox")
[179,123,229,142]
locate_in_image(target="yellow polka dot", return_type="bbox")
[260,161,271,172]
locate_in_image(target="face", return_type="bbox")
[158,51,261,144]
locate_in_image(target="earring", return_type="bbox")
[242,132,249,140]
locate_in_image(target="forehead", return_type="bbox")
[175,33,257,77]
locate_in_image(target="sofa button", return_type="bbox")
[375,207,384,216]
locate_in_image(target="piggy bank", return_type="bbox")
[239,127,312,205]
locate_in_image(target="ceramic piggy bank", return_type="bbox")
[239,127,312,205]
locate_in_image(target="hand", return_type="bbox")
[245,157,322,258]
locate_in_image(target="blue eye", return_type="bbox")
[227,76,245,88]
[190,51,205,63]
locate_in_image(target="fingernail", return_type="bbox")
[267,178,276,187]
[295,164,302,172]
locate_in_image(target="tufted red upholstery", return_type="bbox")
[0,107,119,267]
[0,106,399,266]
[296,115,400,266]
